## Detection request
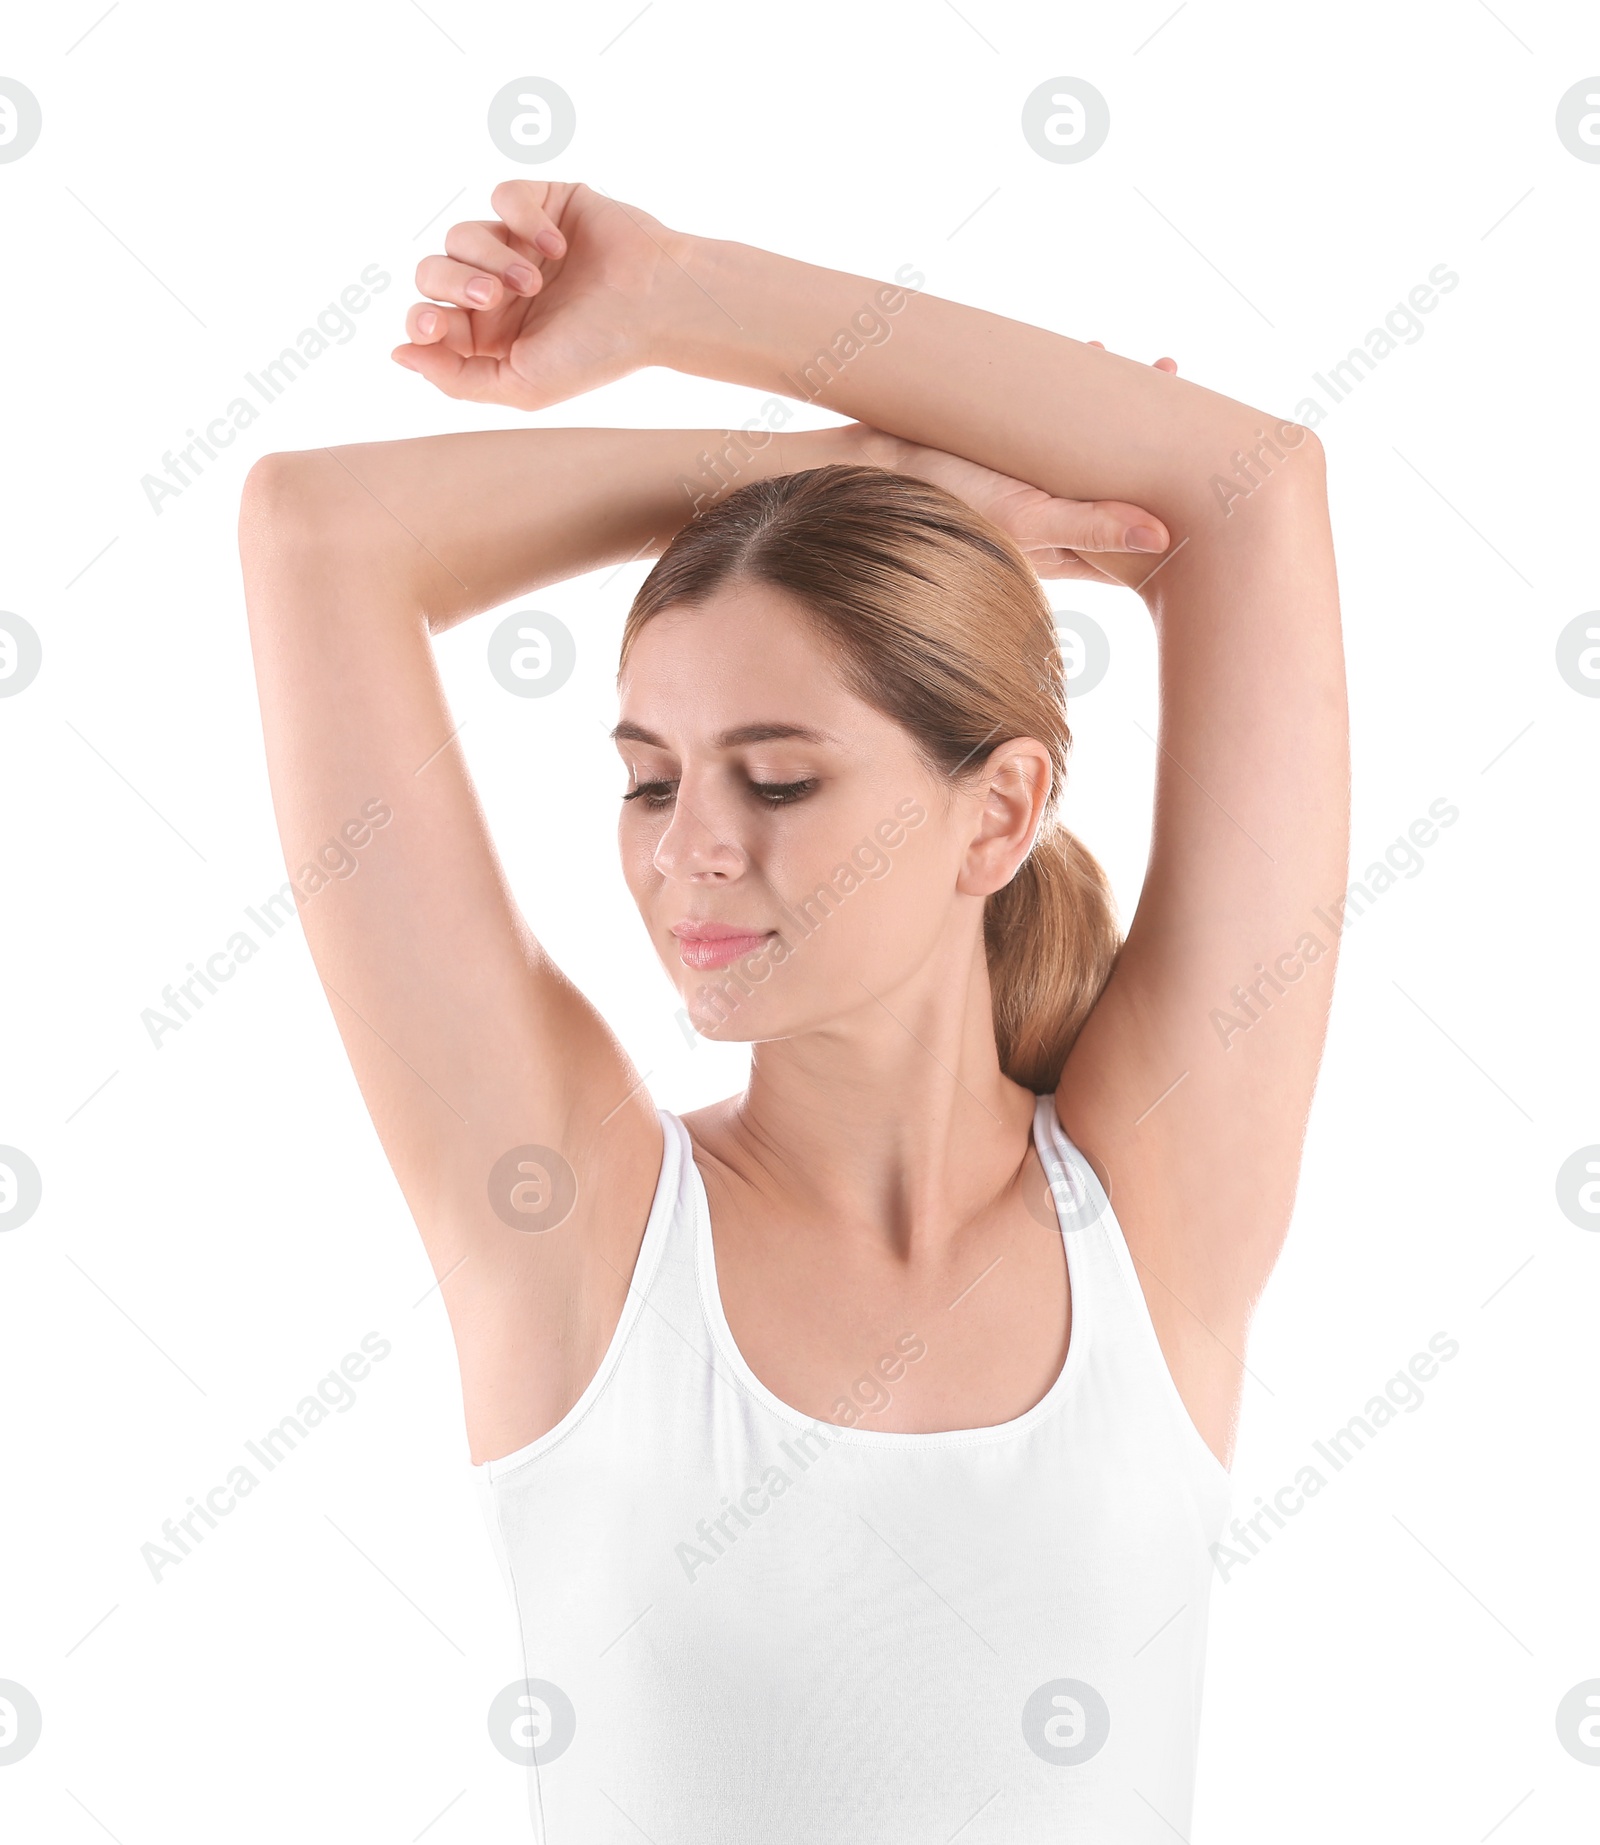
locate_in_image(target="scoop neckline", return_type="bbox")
[689,1092,1090,1450]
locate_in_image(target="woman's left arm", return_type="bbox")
[654,223,1346,1363]
[649,221,1347,1471]
[1058,466,1346,1468]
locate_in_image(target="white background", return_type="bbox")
[1,1,1597,1839]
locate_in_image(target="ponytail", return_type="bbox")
[984,820,1121,1092]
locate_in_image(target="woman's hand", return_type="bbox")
[392,180,692,408]
[395,184,1177,582]
[844,338,1178,582]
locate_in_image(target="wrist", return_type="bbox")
[648,232,729,374]
[750,423,864,489]
[652,233,800,383]
[810,423,902,473]
[850,426,907,472]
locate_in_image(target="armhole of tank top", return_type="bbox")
[1040,1098,1233,1497]
[476,1107,682,1483]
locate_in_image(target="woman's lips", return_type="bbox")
[672,927,777,971]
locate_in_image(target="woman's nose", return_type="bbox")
[652,782,746,881]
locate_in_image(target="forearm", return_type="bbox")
[246,423,852,633]
[662,236,1291,538]
[643,238,1345,891]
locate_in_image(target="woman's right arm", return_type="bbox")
[238,423,838,1462]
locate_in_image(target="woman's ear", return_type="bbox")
[956,741,1053,898]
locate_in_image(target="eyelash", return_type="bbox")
[622,777,818,809]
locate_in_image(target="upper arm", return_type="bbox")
[1054,430,1347,1383]
[237,449,663,1462]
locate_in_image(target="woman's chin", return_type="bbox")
[676,981,799,1045]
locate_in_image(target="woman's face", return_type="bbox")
[614,579,1010,1046]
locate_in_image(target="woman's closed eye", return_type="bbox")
[621,776,819,808]
[748,777,818,806]
[620,778,675,808]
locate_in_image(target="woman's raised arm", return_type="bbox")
[653,225,1346,1462]
[238,423,844,1462]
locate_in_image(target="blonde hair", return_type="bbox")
[618,464,1121,1092]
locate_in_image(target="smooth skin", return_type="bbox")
[238,180,1346,1471]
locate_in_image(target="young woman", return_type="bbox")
[238,180,1346,1841]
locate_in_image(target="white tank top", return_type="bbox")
[474,1093,1233,1842]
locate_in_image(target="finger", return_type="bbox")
[415,252,513,311]
[489,178,568,259]
[390,341,506,403]
[444,219,543,296]
[1087,339,1106,349]
[1024,498,1170,555]
[403,300,476,349]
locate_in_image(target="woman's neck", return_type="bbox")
[693,986,1040,1264]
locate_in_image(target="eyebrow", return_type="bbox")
[609,720,839,750]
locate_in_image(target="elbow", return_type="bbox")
[238,449,337,555]
[239,452,315,573]
[1227,415,1327,519]
[1270,419,1326,493]
[238,446,390,599]
[238,448,418,637]
[1285,423,1326,475]
[240,444,390,546]
[238,447,393,630]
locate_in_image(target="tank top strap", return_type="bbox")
[1030,1090,1130,1283]
[1032,1086,1169,1348]
[637,1106,709,1321]
[1032,1091,1233,1497]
